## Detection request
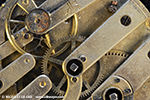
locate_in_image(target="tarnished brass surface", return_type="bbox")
[0,29,33,61]
[63,0,148,74]
[133,78,150,100]
[90,32,150,100]
[0,0,150,100]
[0,53,35,94]
[12,75,52,100]
[26,9,50,34]
[63,76,82,100]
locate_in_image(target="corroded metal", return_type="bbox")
[12,75,52,100]
[0,53,35,94]
[26,9,50,34]
[0,0,150,100]
[62,0,149,75]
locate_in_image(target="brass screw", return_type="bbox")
[79,55,87,62]
[22,0,29,5]
[108,1,118,13]
[39,81,46,88]
[72,77,77,82]
[114,78,120,83]
[24,59,30,64]
[120,15,131,26]
[24,33,30,39]
[124,88,131,94]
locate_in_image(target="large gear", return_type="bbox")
[100,50,129,82]
[5,0,47,57]
[42,35,129,98]
[0,0,149,99]
[0,1,79,100]
[2,0,78,96]
[5,0,78,58]
[9,14,47,56]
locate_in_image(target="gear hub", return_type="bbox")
[26,9,50,34]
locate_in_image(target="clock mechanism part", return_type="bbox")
[0,0,149,100]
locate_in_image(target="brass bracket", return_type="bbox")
[0,53,35,94]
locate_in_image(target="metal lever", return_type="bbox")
[0,53,35,94]
[62,0,149,75]
[89,29,150,100]
[11,75,52,100]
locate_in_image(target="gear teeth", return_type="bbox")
[81,50,129,98]
[41,71,44,74]
[42,34,129,98]
[52,87,65,96]
[105,49,129,58]
[84,93,88,97]
[51,42,55,46]
[42,35,87,96]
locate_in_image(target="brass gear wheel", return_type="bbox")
[42,35,129,98]
[3,0,79,97]
[100,50,129,82]
[5,0,78,58]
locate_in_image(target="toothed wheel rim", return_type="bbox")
[42,35,116,98]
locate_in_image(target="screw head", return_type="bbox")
[79,55,87,62]
[22,0,29,5]
[114,78,120,83]
[124,88,131,93]
[72,77,77,82]
[70,63,79,72]
[108,5,118,13]
[109,93,118,100]
[66,59,83,76]
[120,15,131,26]
[24,33,29,39]
[39,81,46,88]
[24,59,30,64]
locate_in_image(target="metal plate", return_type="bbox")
[0,53,35,94]
[12,75,52,100]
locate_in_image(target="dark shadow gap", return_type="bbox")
[140,0,150,12]
[0,0,6,6]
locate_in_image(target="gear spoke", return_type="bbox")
[83,79,90,89]
[57,75,67,89]
[47,63,52,74]
[71,40,76,52]
[42,36,90,97]
[45,34,55,53]
[52,43,70,57]
[48,57,63,65]
[17,0,37,14]
[10,19,25,24]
